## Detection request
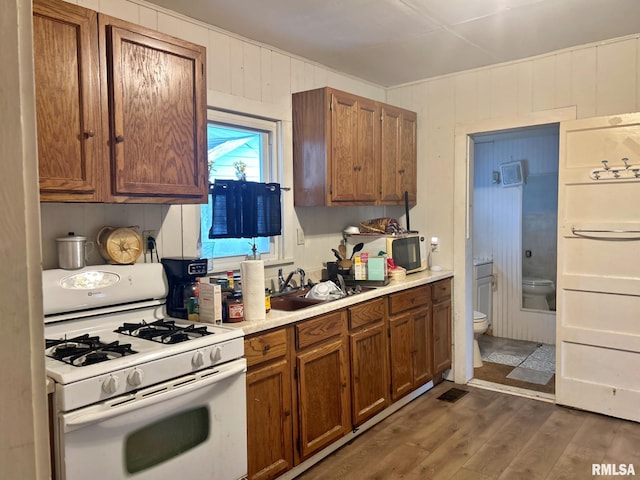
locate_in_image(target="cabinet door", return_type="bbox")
[380,105,417,206]
[412,306,433,386]
[389,312,414,401]
[433,300,452,374]
[247,359,293,480]
[330,92,379,203]
[330,92,358,202]
[101,16,208,203]
[350,322,389,426]
[296,338,350,460]
[33,0,104,201]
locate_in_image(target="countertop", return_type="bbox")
[228,269,453,336]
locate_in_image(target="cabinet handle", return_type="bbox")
[84,130,95,138]
[398,169,405,174]
[262,344,271,355]
[115,135,125,143]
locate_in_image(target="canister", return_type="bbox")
[56,232,93,270]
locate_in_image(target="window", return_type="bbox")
[200,110,281,271]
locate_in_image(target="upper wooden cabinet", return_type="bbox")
[33,0,208,203]
[33,0,103,201]
[292,87,417,207]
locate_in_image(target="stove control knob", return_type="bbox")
[192,350,205,368]
[102,375,120,394]
[210,347,222,363]
[127,368,144,387]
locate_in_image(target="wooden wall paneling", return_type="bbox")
[243,42,262,101]
[515,61,533,116]
[137,5,157,30]
[476,70,493,121]
[596,39,637,116]
[570,48,597,119]
[260,48,273,103]
[157,11,208,46]
[532,55,555,112]
[208,29,231,94]
[490,64,519,119]
[229,37,244,97]
[271,51,292,106]
[98,0,138,22]
[554,52,572,109]
[454,72,479,125]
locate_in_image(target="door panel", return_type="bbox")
[557,113,640,422]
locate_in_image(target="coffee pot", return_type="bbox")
[161,257,208,319]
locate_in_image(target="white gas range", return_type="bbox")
[43,264,247,480]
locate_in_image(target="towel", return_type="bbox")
[209,180,282,239]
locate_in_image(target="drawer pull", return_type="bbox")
[115,135,125,143]
[262,344,271,355]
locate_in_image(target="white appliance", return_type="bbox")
[345,233,427,273]
[43,264,247,480]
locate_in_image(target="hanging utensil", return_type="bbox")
[349,242,364,260]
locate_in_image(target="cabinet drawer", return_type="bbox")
[432,279,452,303]
[388,285,431,315]
[296,311,346,350]
[349,297,386,330]
[245,328,288,368]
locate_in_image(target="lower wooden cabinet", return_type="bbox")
[388,285,433,401]
[244,278,452,479]
[245,329,293,480]
[389,306,432,401]
[432,279,453,374]
[294,311,350,462]
[348,298,389,426]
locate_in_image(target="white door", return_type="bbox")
[557,113,640,421]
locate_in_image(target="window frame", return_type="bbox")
[201,108,285,273]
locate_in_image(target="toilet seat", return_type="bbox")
[473,311,487,322]
[522,277,554,287]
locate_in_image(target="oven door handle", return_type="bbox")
[64,360,246,430]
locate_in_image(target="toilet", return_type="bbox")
[473,311,488,368]
[522,277,555,310]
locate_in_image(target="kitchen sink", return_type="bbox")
[269,295,325,311]
[269,285,376,311]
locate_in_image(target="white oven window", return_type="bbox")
[125,406,209,474]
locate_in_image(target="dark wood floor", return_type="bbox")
[296,382,640,479]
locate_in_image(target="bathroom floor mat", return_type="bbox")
[520,345,556,372]
[437,388,469,403]
[484,352,527,367]
[507,367,554,385]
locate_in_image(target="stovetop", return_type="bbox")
[44,303,242,384]
[43,264,245,411]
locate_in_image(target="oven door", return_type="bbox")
[56,359,247,480]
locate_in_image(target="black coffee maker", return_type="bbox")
[161,257,208,319]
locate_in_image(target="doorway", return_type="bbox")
[470,124,558,395]
[450,106,576,391]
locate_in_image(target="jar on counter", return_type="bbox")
[265,289,271,313]
[226,292,244,323]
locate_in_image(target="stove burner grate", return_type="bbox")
[115,319,213,344]
[46,334,136,367]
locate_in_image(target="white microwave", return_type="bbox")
[345,233,427,274]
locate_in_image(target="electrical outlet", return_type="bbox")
[296,228,305,245]
[143,230,157,253]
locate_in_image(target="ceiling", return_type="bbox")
[145,0,640,87]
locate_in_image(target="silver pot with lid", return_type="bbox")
[56,232,93,270]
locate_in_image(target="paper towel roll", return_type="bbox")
[241,260,266,321]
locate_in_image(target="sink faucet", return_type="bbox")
[279,267,306,292]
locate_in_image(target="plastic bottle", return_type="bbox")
[227,271,234,289]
